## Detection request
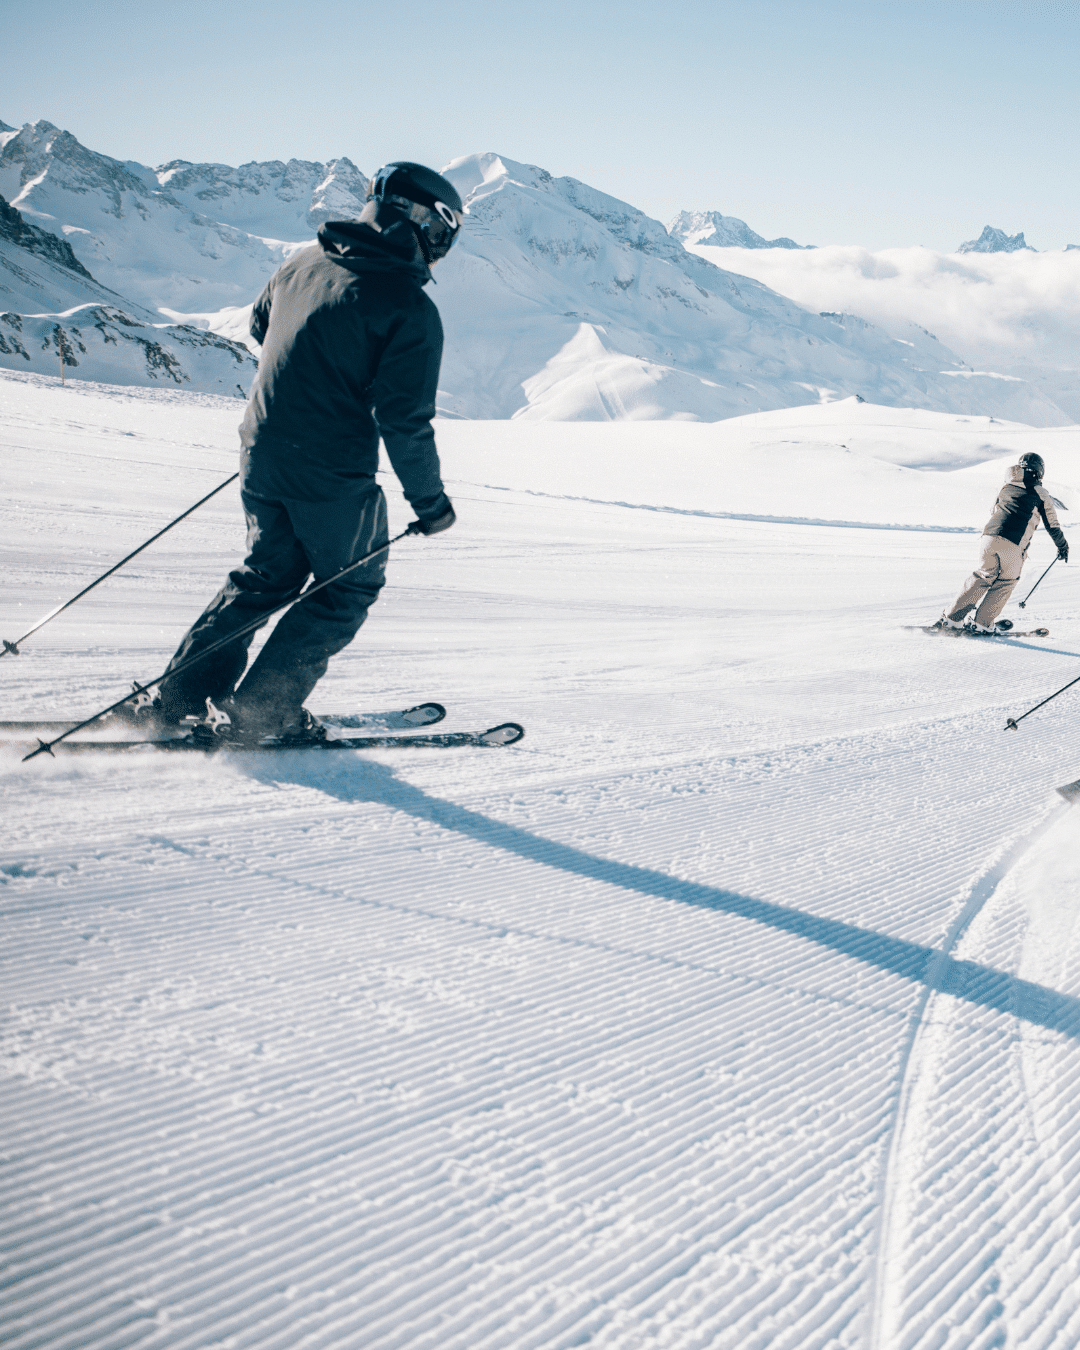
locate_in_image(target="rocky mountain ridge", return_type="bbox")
[0,192,95,277]
[0,121,368,312]
[667,208,810,250]
[957,225,1035,254]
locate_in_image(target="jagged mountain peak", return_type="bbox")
[0,121,371,311]
[154,155,369,232]
[668,208,810,250]
[442,152,724,283]
[957,225,1036,254]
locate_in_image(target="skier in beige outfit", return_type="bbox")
[937,452,1068,633]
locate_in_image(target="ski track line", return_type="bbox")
[870,804,1080,1350]
[5,717,1080,1348]
[461,481,983,535]
[869,808,1067,1350]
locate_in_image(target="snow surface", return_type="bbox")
[686,241,1080,424]
[4,371,1080,1348]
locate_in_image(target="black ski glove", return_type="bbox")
[406,493,456,536]
[1059,541,1070,562]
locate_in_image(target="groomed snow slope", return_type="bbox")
[3,372,1080,1350]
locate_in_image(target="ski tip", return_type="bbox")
[478,722,525,747]
[1057,780,1080,804]
[402,702,447,726]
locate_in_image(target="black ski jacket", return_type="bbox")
[239,222,448,513]
[982,465,1066,554]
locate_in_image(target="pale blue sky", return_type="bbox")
[3,0,1078,251]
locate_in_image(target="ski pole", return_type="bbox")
[1004,667,1080,731]
[1018,557,1057,609]
[2,473,240,659]
[22,525,418,762]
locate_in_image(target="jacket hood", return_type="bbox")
[317,220,432,285]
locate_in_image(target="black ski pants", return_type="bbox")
[159,484,388,727]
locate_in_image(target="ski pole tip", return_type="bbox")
[22,739,56,762]
[2,639,18,657]
[1004,718,1019,732]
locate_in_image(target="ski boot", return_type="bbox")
[108,682,198,734]
[191,699,327,747]
[272,708,328,747]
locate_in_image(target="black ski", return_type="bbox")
[907,625,1050,639]
[0,702,447,736]
[50,722,525,754]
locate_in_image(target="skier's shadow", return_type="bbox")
[246,754,1080,1041]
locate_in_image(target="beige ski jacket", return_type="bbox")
[983,464,1066,555]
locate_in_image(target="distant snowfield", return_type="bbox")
[4,371,1080,1349]
[689,242,1080,422]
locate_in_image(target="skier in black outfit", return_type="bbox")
[936,452,1068,632]
[154,162,464,743]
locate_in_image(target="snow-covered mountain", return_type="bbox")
[431,155,1064,423]
[0,118,1071,423]
[0,121,368,313]
[0,190,256,395]
[958,225,1035,254]
[667,208,810,250]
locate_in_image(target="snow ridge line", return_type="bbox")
[464,482,981,533]
[868,797,1071,1350]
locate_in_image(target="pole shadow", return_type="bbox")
[242,754,1080,1040]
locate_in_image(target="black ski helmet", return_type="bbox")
[368,162,464,265]
[1018,451,1045,483]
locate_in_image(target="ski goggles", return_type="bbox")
[381,194,463,262]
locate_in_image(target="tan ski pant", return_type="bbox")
[946,535,1024,626]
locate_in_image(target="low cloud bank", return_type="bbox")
[690,243,1080,421]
